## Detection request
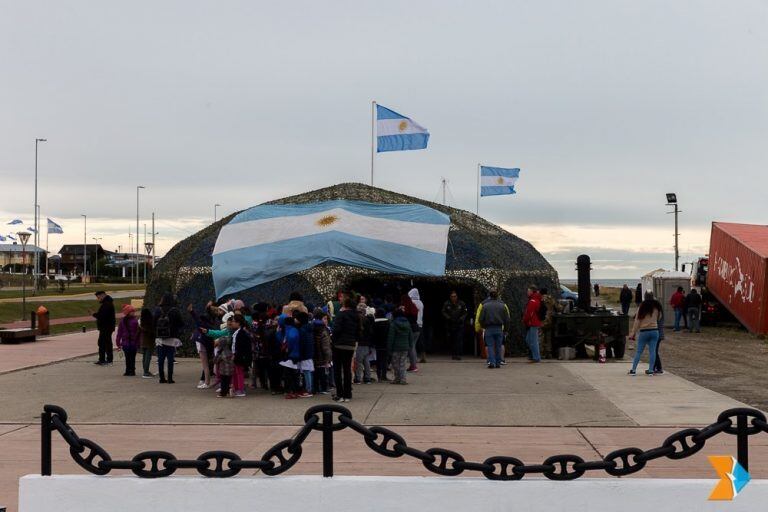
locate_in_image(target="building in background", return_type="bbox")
[0,243,47,273]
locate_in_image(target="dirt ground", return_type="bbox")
[598,287,768,411]
[660,327,768,411]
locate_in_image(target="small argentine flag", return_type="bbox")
[480,166,520,197]
[47,218,64,234]
[376,104,430,153]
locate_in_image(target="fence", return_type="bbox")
[41,403,768,480]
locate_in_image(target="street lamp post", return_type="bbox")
[136,186,145,284]
[18,231,31,321]
[666,193,681,271]
[214,203,221,223]
[34,138,46,293]
[92,237,102,281]
[81,214,87,284]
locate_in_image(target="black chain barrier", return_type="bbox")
[41,404,768,480]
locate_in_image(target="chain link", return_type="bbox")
[543,455,586,480]
[717,408,767,436]
[261,439,302,476]
[70,438,111,476]
[44,404,768,481]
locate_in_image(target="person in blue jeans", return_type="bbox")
[476,290,511,369]
[670,287,686,332]
[484,326,504,368]
[628,293,662,376]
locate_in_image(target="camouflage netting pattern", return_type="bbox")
[146,183,559,352]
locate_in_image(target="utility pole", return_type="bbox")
[80,214,87,284]
[92,237,102,280]
[666,193,681,271]
[136,186,145,284]
[33,138,46,293]
[151,212,156,270]
[441,177,447,206]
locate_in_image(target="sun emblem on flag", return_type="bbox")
[316,215,339,227]
[398,120,408,132]
[496,177,504,185]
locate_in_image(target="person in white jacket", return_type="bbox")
[407,288,425,367]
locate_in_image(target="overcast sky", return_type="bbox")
[2,0,766,278]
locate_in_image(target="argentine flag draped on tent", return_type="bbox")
[212,200,449,298]
[47,218,64,234]
[480,166,520,196]
[376,104,430,152]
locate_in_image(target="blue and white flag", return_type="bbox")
[6,234,16,241]
[376,104,430,153]
[480,166,520,197]
[212,200,450,298]
[27,226,37,233]
[7,219,22,225]
[0,234,6,242]
[47,218,64,234]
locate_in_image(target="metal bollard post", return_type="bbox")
[41,409,52,476]
[322,409,333,477]
[736,414,749,472]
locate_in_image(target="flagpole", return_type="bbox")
[476,163,480,215]
[45,221,49,277]
[370,100,376,187]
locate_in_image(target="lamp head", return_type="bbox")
[17,231,31,245]
[666,193,677,204]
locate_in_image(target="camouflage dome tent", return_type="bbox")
[146,183,559,355]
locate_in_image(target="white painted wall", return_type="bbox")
[18,475,767,512]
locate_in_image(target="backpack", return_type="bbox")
[156,310,171,339]
[537,300,548,321]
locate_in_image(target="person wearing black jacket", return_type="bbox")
[442,291,468,360]
[231,314,253,397]
[331,298,360,402]
[92,291,116,365]
[372,308,391,382]
[619,285,633,316]
[153,293,184,383]
[686,289,703,333]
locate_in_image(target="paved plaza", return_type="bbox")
[1,332,766,511]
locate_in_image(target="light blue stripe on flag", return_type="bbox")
[229,200,447,225]
[376,104,407,120]
[378,133,430,152]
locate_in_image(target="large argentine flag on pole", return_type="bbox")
[480,166,520,196]
[212,200,449,298]
[376,104,430,152]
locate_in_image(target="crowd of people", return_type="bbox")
[89,283,561,400]
[91,280,688,393]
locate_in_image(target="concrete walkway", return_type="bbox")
[0,314,124,330]
[0,289,144,304]
[1,338,766,512]
[0,331,99,375]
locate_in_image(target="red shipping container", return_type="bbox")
[707,222,768,335]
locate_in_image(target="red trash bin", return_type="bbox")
[36,306,50,335]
